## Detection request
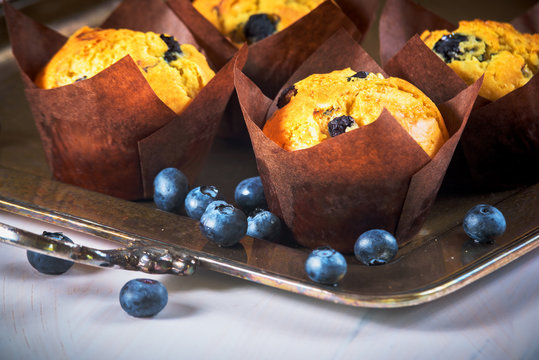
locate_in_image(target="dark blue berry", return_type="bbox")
[234,176,267,213]
[26,232,75,275]
[119,278,168,318]
[246,208,281,241]
[204,200,230,214]
[463,204,506,243]
[433,33,467,62]
[185,185,220,220]
[347,71,369,81]
[153,167,189,213]
[243,13,278,44]
[354,229,398,266]
[160,34,183,62]
[199,203,247,247]
[277,85,297,108]
[328,116,356,137]
[305,246,347,285]
[432,33,485,63]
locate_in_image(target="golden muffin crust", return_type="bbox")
[263,69,448,157]
[35,26,215,114]
[421,20,538,101]
[193,0,325,45]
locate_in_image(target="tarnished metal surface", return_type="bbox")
[0,222,197,275]
[0,0,537,308]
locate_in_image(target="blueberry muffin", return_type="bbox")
[421,20,538,101]
[35,26,215,114]
[192,0,325,45]
[263,69,448,157]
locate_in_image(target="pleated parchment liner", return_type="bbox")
[380,0,539,190]
[235,29,481,253]
[4,0,247,200]
[167,0,379,139]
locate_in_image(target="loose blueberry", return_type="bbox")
[305,246,347,285]
[26,232,75,275]
[463,204,506,243]
[354,229,398,266]
[185,185,220,220]
[204,200,230,214]
[243,13,278,44]
[153,167,189,213]
[246,208,281,241]
[119,278,168,318]
[200,203,247,247]
[347,71,369,81]
[234,176,267,213]
[277,85,297,108]
[160,34,183,62]
[328,115,356,137]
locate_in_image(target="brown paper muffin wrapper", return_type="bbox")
[235,29,481,253]
[379,0,539,190]
[4,0,247,200]
[167,0,379,139]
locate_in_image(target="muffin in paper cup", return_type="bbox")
[379,0,539,190]
[167,0,379,139]
[234,29,481,252]
[4,0,247,200]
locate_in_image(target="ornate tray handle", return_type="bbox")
[0,222,197,276]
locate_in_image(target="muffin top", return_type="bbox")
[35,26,215,114]
[193,0,324,45]
[263,68,448,157]
[421,20,538,101]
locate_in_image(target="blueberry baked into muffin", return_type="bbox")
[263,68,448,157]
[36,26,215,114]
[421,20,538,101]
[192,0,325,45]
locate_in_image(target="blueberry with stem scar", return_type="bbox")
[204,200,230,214]
[305,246,347,285]
[200,203,247,247]
[185,185,220,220]
[463,204,506,243]
[119,279,168,318]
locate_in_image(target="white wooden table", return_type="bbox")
[1,211,537,360]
